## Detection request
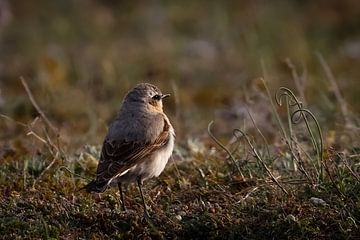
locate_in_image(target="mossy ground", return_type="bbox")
[1,137,359,239]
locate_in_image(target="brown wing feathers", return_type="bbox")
[85,119,170,193]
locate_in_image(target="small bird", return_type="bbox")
[85,83,175,217]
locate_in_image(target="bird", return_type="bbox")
[85,83,175,217]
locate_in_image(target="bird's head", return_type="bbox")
[123,83,170,113]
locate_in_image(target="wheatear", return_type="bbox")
[85,83,175,216]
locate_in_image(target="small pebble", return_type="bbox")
[310,197,327,206]
[286,214,297,222]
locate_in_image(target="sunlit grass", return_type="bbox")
[1,81,359,238]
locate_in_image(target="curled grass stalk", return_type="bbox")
[291,108,324,180]
[276,87,324,180]
[285,96,297,171]
[261,77,300,172]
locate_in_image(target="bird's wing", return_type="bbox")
[86,118,171,192]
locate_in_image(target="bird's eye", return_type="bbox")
[152,94,161,101]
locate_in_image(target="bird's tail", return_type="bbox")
[82,180,109,193]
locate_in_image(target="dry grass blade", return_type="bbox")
[246,107,270,158]
[233,129,289,195]
[20,76,64,187]
[0,113,27,127]
[20,76,58,134]
[337,152,360,183]
[260,75,288,140]
[285,58,307,105]
[208,121,245,179]
[316,52,351,127]
[291,108,324,177]
[58,166,91,181]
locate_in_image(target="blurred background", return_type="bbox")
[0,0,359,149]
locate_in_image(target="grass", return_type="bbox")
[1,1,360,239]
[1,151,359,239]
[1,81,359,239]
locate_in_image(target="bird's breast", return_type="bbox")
[118,125,175,183]
[148,127,175,177]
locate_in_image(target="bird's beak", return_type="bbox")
[161,94,170,99]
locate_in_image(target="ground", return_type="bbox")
[0,1,360,239]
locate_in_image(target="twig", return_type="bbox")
[236,186,259,204]
[0,113,27,127]
[26,131,47,144]
[32,154,58,188]
[21,76,64,187]
[20,76,58,134]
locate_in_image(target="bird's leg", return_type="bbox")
[137,177,150,218]
[117,182,126,211]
